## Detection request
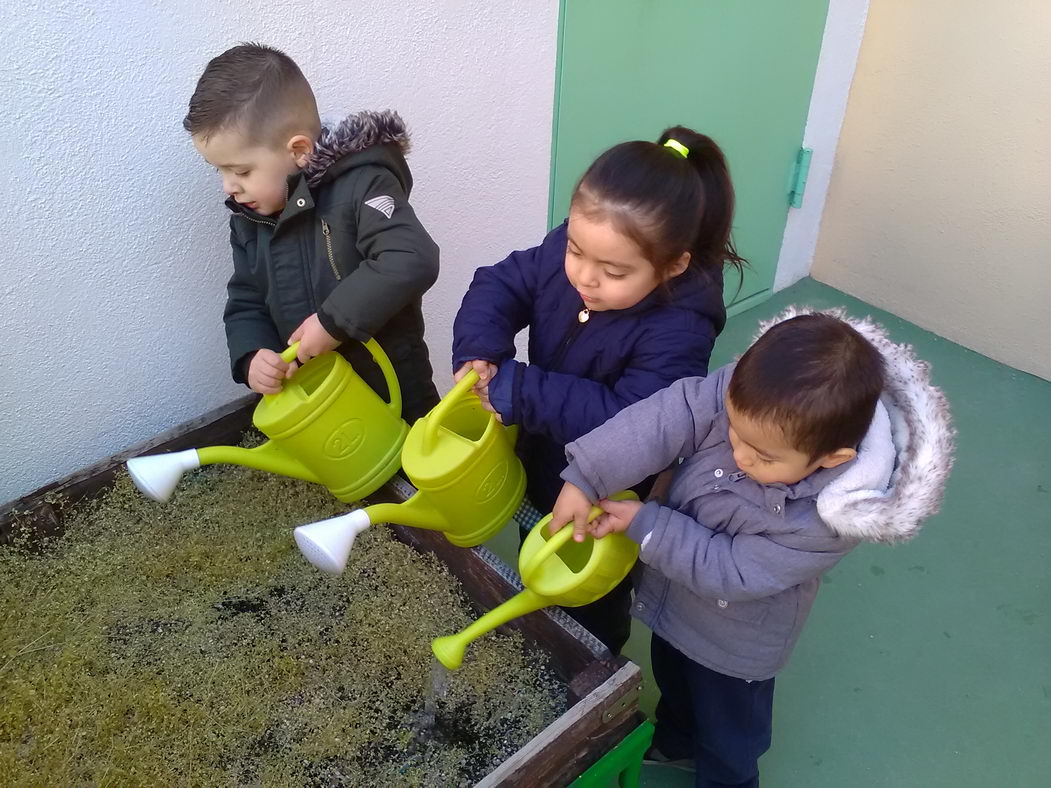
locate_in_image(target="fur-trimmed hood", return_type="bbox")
[755,306,955,544]
[303,109,411,188]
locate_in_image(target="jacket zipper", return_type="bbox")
[550,303,589,370]
[234,212,276,227]
[320,218,341,281]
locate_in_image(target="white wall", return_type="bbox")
[0,0,558,503]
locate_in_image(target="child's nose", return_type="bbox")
[734,449,753,468]
[579,265,600,287]
[222,177,239,196]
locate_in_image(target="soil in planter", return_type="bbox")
[0,454,566,785]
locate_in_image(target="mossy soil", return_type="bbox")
[0,455,565,786]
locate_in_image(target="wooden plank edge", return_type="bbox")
[0,395,257,539]
[475,661,644,787]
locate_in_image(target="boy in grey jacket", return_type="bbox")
[549,308,954,787]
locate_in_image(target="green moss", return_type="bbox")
[1,455,565,785]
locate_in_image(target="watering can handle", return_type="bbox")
[519,505,604,586]
[362,338,402,419]
[280,343,300,364]
[421,369,480,454]
[259,343,303,402]
[276,340,402,419]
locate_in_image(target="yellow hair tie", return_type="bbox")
[664,138,689,159]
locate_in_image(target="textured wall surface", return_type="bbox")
[0,0,558,502]
[811,0,1051,380]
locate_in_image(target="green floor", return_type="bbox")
[488,278,1051,787]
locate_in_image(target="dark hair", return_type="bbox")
[571,125,747,281]
[183,43,320,144]
[728,314,885,460]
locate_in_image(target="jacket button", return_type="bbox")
[635,602,645,612]
[717,599,728,608]
[296,198,306,207]
[773,504,783,514]
[714,469,724,478]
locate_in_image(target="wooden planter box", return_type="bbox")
[0,396,645,787]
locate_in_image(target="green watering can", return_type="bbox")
[127,340,408,504]
[293,369,526,573]
[431,491,640,669]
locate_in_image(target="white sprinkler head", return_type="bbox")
[126,449,201,503]
[294,509,372,574]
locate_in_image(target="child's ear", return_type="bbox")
[664,251,691,280]
[818,448,857,470]
[287,134,315,168]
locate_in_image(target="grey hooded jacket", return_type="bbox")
[561,307,955,680]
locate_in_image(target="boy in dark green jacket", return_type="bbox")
[185,43,440,420]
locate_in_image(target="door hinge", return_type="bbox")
[788,147,813,208]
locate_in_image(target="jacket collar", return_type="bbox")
[225,173,315,227]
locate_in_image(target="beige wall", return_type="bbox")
[812,0,1051,380]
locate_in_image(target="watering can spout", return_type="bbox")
[196,442,321,484]
[127,442,321,504]
[292,494,448,576]
[363,496,450,533]
[294,509,372,574]
[127,449,201,502]
[431,588,549,670]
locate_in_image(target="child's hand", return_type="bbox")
[455,360,497,391]
[548,482,595,543]
[474,382,504,423]
[247,348,299,395]
[288,313,341,363]
[588,498,643,539]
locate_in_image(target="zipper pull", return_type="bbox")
[321,218,331,236]
[729,471,749,482]
[577,307,590,323]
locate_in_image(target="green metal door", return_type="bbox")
[550,0,829,310]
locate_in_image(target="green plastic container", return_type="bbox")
[127,339,408,505]
[362,369,526,547]
[245,340,408,502]
[431,491,640,669]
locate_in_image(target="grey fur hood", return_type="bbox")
[755,306,955,544]
[304,109,411,188]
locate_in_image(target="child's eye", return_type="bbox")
[605,270,627,280]
[235,170,251,177]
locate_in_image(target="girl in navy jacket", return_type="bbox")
[452,126,745,652]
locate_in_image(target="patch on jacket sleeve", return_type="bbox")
[364,195,396,219]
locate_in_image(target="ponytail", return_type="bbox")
[657,126,747,278]
[571,125,748,283]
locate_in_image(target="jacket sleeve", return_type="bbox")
[316,167,439,342]
[450,242,544,369]
[559,373,725,499]
[496,319,717,446]
[223,221,284,384]
[624,501,860,601]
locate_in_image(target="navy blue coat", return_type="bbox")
[452,222,726,511]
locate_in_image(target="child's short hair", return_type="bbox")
[728,313,885,460]
[184,43,320,145]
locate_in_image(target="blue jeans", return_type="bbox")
[651,634,775,788]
